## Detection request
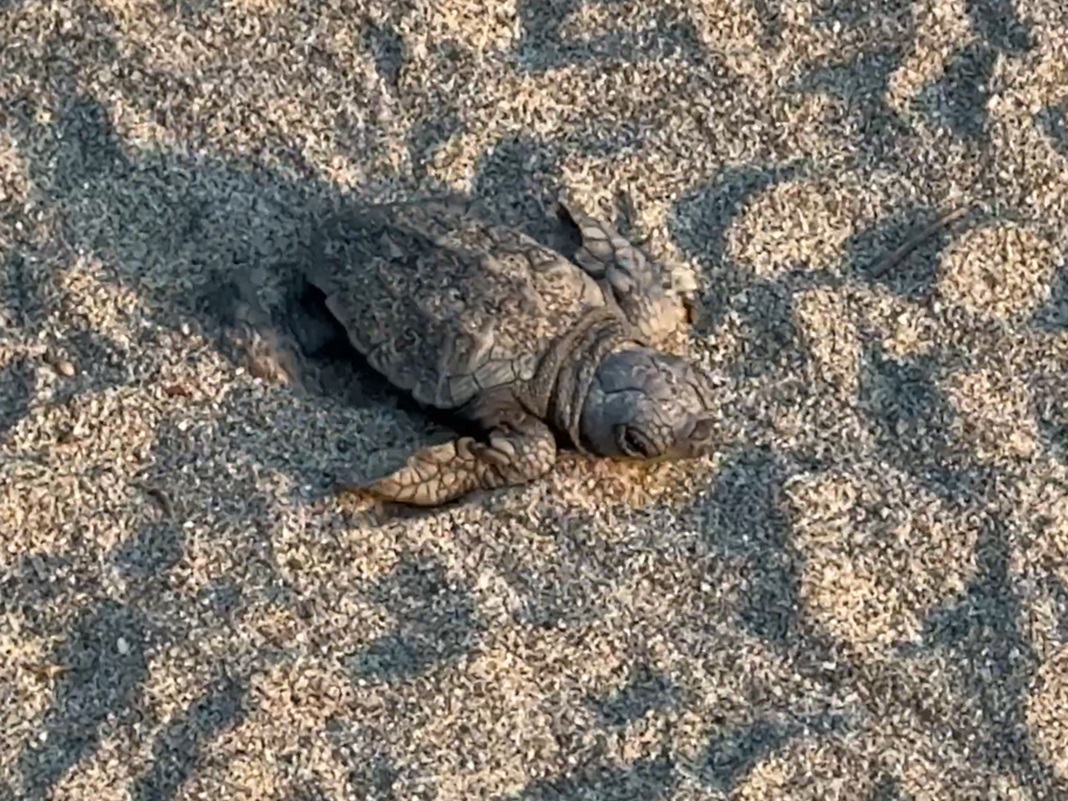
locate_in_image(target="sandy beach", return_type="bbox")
[3,0,1068,798]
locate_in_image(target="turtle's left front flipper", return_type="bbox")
[555,197,699,347]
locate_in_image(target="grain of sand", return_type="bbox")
[3,0,1068,799]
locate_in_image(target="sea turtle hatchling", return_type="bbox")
[285,195,718,506]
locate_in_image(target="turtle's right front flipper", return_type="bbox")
[342,414,557,506]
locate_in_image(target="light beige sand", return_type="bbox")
[2,0,1068,798]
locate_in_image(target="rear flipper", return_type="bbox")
[555,196,699,347]
[342,414,557,506]
[215,271,305,387]
[216,268,347,396]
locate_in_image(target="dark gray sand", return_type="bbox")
[3,0,1068,798]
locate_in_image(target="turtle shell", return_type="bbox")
[304,198,611,410]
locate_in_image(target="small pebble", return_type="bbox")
[116,637,130,655]
[53,359,76,377]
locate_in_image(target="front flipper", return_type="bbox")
[555,196,698,347]
[345,415,557,506]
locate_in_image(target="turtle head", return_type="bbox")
[579,347,718,462]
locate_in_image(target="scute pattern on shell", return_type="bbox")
[307,198,608,409]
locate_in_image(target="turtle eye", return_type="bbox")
[689,419,715,442]
[616,425,659,459]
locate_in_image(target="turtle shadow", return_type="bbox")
[5,82,412,479]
